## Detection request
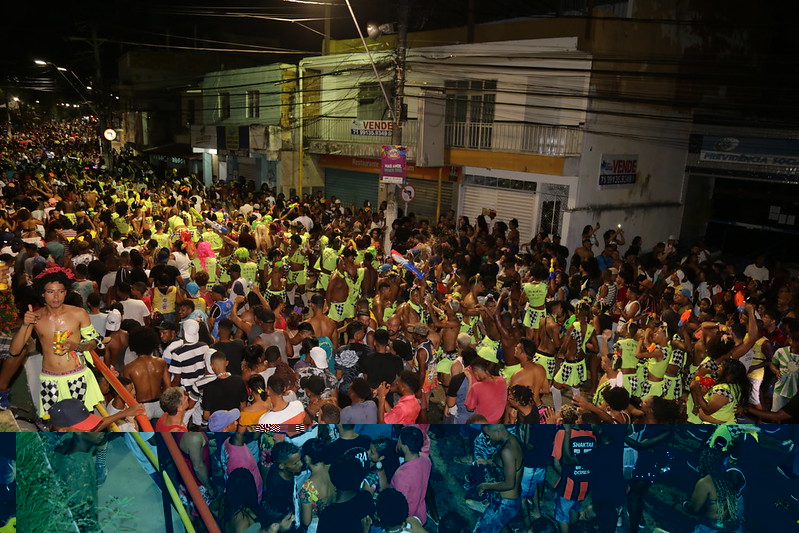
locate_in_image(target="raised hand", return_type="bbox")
[23,305,38,326]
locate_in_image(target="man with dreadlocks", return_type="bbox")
[684,447,745,533]
[9,266,105,419]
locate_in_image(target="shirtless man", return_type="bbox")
[571,239,594,270]
[327,253,352,326]
[509,338,549,409]
[83,189,99,211]
[123,325,170,420]
[9,268,105,418]
[397,285,428,330]
[103,309,129,373]
[460,275,486,344]
[308,294,339,350]
[494,290,523,381]
[372,282,398,328]
[426,295,461,386]
[361,252,378,300]
[474,424,524,532]
[536,300,566,388]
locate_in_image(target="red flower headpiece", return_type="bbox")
[34,265,75,280]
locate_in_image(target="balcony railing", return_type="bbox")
[305,118,582,157]
[305,118,418,146]
[446,122,582,156]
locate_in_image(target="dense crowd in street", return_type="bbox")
[0,118,797,432]
[2,119,798,533]
[0,123,799,431]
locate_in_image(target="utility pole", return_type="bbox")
[69,27,112,169]
[3,90,10,139]
[383,0,408,256]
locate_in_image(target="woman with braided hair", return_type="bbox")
[685,447,745,533]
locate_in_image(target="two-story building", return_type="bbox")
[190,63,298,189]
[299,30,691,250]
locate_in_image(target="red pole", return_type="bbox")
[90,350,154,432]
[161,432,221,533]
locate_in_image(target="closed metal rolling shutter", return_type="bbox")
[461,185,537,244]
[402,178,453,222]
[237,158,257,182]
[324,169,379,211]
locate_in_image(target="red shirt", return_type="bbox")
[384,394,421,424]
[465,377,508,423]
[155,414,188,432]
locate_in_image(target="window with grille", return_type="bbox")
[445,80,497,149]
[246,90,260,119]
[357,82,394,120]
[219,92,231,120]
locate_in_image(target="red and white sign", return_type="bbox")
[401,184,416,202]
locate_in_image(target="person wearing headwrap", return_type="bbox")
[8,267,105,418]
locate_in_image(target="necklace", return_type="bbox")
[216,372,231,378]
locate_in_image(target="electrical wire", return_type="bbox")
[342,0,397,123]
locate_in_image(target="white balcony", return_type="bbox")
[446,122,582,156]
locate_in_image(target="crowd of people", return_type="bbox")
[31,423,796,533]
[0,118,797,432]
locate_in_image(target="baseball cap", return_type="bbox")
[678,287,692,300]
[183,319,200,343]
[156,320,179,331]
[106,309,122,332]
[212,284,227,296]
[309,346,328,369]
[156,248,170,264]
[208,408,240,432]
[49,398,103,430]
[185,281,200,298]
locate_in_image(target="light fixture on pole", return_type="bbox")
[366,22,396,40]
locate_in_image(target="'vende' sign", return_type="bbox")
[351,120,393,136]
[599,154,638,186]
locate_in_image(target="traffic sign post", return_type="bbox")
[400,184,415,216]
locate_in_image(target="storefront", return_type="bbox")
[319,155,459,222]
[458,167,571,245]
[682,133,799,261]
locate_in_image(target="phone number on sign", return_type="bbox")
[351,129,392,136]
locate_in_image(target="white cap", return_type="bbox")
[309,347,328,369]
[105,309,122,332]
[183,319,200,343]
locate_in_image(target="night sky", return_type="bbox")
[1,0,798,119]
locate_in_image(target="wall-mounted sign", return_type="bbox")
[351,120,393,136]
[698,136,799,169]
[381,145,407,184]
[103,128,117,141]
[216,126,250,156]
[599,154,638,187]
